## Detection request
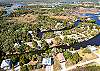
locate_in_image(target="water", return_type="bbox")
[81,13,100,26]
[72,13,100,49]
[72,34,100,49]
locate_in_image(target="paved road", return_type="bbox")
[66,58,100,71]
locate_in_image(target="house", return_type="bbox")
[80,2,95,7]
[28,60,38,65]
[95,49,100,58]
[87,45,98,52]
[45,38,53,45]
[25,42,33,48]
[14,43,21,48]
[1,59,12,70]
[42,57,52,66]
[56,53,65,63]
[55,23,63,29]
[42,57,53,71]
[28,31,33,36]
[54,31,62,35]
[56,53,66,71]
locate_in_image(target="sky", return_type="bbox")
[0,0,61,4]
[0,0,99,3]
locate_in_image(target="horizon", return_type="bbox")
[0,0,99,4]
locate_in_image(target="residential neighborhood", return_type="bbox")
[0,0,100,71]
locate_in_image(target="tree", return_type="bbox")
[45,48,52,56]
[11,55,19,65]
[69,47,75,51]
[63,36,76,45]
[63,19,69,26]
[54,36,62,45]
[82,48,91,53]
[19,55,29,65]
[43,32,55,39]
[41,40,49,50]
[18,44,26,53]
[69,52,82,64]
[12,64,15,71]
[63,51,72,60]
[87,20,96,23]
[27,65,33,70]
[2,38,14,54]
[20,65,29,71]
[63,30,72,35]
[36,63,42,69]
[32,40,38,48]
[59,48,63,53]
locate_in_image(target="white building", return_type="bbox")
[87,45,97,52]
[45,38,54,44]
[42,57,53,71]
[1,59,12,70]
[54,31,62,35]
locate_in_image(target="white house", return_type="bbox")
[25,42,33,48]
[54,31,62,35]
[42,57,52,66]
[28,31,33,36]
[87,45,97,52]
[14,43,21,48]
[42,57,53,71]
[45,38,54,44]
[1,59,12,70]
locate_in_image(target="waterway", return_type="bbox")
[81,13,100,26]
[73,13,100,49]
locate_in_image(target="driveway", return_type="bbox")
[60,62,67,71]
[45,65,53,71]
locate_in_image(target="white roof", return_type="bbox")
[45,38,53,44]
[42,57,52,65]
[1,59,12,70]
[54,31,62,35]
[87,45,97,51]
[28,31,32,34]
[37,41,41,47]
[25,42,33,47]
[14,43,21,47]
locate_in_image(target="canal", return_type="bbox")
[73,13,100,49]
